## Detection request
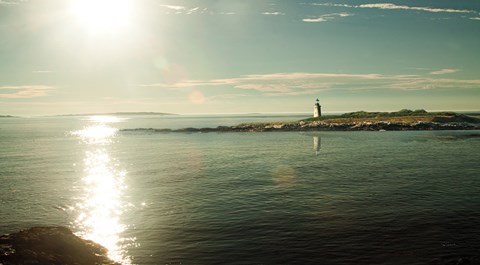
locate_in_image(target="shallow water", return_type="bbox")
[1,115,479,264]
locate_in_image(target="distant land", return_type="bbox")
[53,112,176,117]
[0,115,17,118]
[122,110,480,133]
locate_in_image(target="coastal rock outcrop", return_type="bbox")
[120,113,480,133]
[0,227,120,265]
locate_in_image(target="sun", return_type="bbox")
[69,0,133,34]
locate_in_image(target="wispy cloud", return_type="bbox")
[303,13,352,23]
[141,78,236,89]
[0,0,24,6]
[312,3,354,8]
[141,72,480,96]
[385,78,480,90]
[262,12,285,16]
[358,3,475,14]
[186,7,200,14]
[159,5,185,11]
[303,17,327,22]
[0,85,55,98]
[160,5,231,15]
[313,2,476,14]
[429,68,460,75]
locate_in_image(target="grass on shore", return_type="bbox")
[302,109,480,124]
[236,110,479,127]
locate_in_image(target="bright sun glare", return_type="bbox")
[69,0,133,34]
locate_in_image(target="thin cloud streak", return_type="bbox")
[141,72,480,96]
[385,78,480,90]
[429,68,460,75]
[303,17,327,22]
[358,3,475,13]
[186,7,200,14]
[0,0,23,6]
[0,85,55,98]
[159,5,230,15]
[312,3,476,14]
[159,5,185,11]
[262,12,285,16]
[303,13,352,22]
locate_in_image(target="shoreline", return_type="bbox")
[121,113,480,133]
[121,123,480,133]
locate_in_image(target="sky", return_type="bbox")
[0,0,479,116]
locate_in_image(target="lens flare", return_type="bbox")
[189,90,206,104]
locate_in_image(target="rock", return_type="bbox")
[118,114,480,133]
[0,227,120,265]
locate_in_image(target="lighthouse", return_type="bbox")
[313,99,321,118]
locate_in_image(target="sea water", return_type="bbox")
[0,114,479,265]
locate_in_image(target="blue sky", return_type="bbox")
[0,0,479,115]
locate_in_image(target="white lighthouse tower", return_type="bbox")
[313,99,321,118]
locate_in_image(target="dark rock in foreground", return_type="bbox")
[0,227,120,265]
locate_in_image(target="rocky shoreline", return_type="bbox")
[122,114,480,133]
[0,227,120,265]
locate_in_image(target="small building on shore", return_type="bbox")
[314,99,321,117]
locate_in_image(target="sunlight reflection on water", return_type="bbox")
[72,125,117,145]
[71,116,132,264]
[87,115,128,123]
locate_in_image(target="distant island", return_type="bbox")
[54,112,176,117]
[1,112,176,118]
[122,109,480,133]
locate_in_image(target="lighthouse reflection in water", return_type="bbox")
[313,136,321,156]
[72,116,132,264]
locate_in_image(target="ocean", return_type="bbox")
[1,114,479,265]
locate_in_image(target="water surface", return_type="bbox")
[1,115,479,264]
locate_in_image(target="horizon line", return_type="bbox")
[3,109,480,118]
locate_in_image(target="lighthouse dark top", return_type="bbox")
[314,99,321,117]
